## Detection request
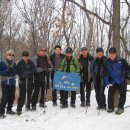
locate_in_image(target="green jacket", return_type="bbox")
[59,57,80,73]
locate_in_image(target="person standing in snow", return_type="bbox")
[104,47,130,114]
[78,47,93,107]
[0,49,17,118]
[31,47,53,110]
[92,48,107,110]
[16,51,36,115]
[50,45,65,106]
[59,47,80,108]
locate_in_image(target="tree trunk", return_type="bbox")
[112,0,120,107]
[112,0,120,54]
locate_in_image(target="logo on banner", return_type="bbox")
[53,71,80,91]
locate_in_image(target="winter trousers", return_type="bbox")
[52,89,63,103]
[108,83,127,109]
[61,91,76,105]
[94,82,106,108]
[51,74,63,103]
[31,80,45,107]
[80,81,91,103]
[17,82,33,112]
[0,85,15,114]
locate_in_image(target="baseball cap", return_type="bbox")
[66,47,73,53]
[96,47,104,53]
[109,47,117,53]
[81,47,87,51]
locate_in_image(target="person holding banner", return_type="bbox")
[92,48,107,110]
[59,47,80,108]
[0,49,17,118]
[16,51,36,115]
[31,47,52,110]
[79,47,93,107]
[50,45,65,106]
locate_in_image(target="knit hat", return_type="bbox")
[6,49,14,55]
[22,51,29,56]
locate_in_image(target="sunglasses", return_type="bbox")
[66,52,72,54]
[40,50,47,52]
[8,54,14,56]
[22,55,29,57]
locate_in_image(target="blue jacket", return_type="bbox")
[0,59,17,86]
[104,57,130,86]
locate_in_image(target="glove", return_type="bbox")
[89,77,93,83]
[37,67,44,73]
[7,67,14,72]
[106,84,113,88]
[76,72,80,76]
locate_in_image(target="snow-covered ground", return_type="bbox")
[0,86,130,130]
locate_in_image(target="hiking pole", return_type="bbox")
[0,77,2,102]
[82,83,88,114]
[43,68,53,114]
[125,105,130,108]
[85,104,89,114]
[98,84,102,116]
[43,72,47,114]
[43,68,49,114]
[25,77,28,111]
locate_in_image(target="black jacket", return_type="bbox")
[32,55,52,81]
[92,56,107,86]
[79,54,93,82]
[16,59,36,84]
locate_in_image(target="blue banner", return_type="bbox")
[53,71,80,91]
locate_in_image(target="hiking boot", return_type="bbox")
[107,108,114,113]
[61,104,68,108]
[17,111,22,116]
[6,110,15,115]
[71,104,76,108]
[39,104,47,108]
[26,107,31,111]
[115,108,124,115]
[100,106,106,111]
[60,100,63,105]
[53,102,57,107]
[0,114,5,119]
[32,106,36,111]
[97,106,106,111]
[80,102,85,107]
[86,102,90,107]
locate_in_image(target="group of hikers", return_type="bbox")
[0,45,130,119]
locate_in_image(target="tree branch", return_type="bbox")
[66,0,112,26]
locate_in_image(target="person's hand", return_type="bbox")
[106,84,113,88]
[76,72,80,76]
[37,67,43,73]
